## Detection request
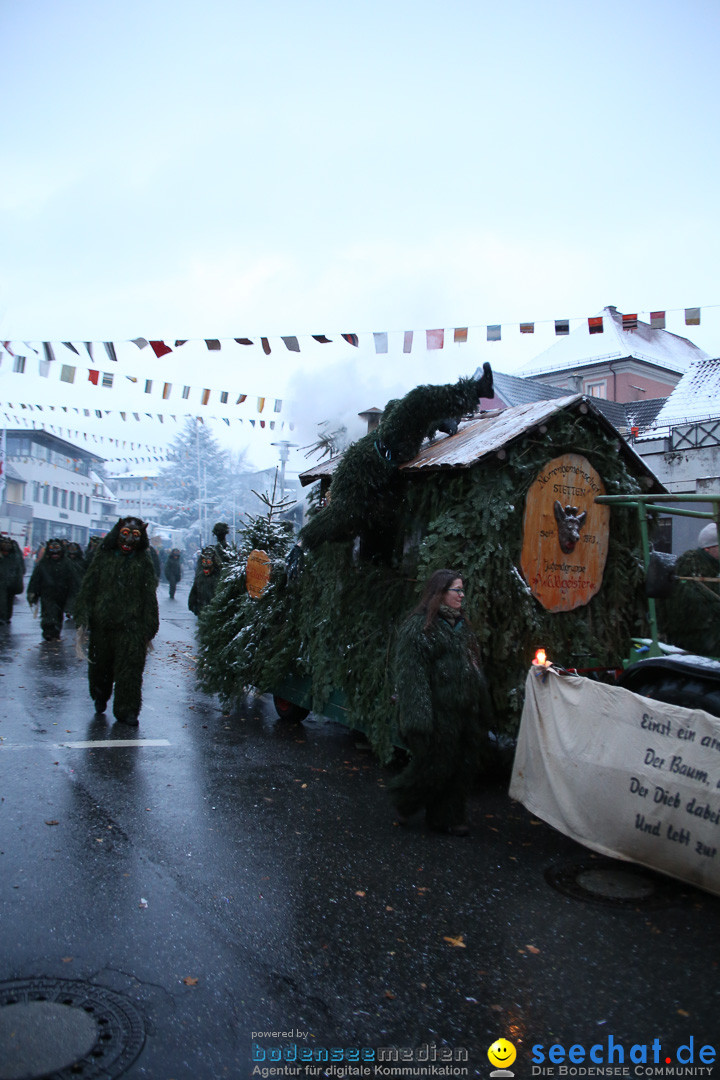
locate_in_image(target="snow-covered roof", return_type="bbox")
[485,369,570,407]
[299,395,664,492]
[651,357,720,428]
[519,306,708,378]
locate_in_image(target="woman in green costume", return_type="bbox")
[389,568,493,836]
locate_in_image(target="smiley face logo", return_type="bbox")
[488,1038,517,1070]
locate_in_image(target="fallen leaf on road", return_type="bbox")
[44,820,60,826]
[183,977,199,986]
[443,935,466,948]
[355,890,366,897]
[526,945,540,954]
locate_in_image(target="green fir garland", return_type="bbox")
[197,409,651,762]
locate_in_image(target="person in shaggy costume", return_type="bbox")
[164,548,183,599]
[74,517,160,725]
[388,568,493,836]
[289,364,493,570]
[0,533,25,624]
[188,546,222,615]
[26,538,75,640]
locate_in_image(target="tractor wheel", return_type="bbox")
[273,695,310,722]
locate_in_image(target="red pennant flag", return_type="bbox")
[236,394,247,404]
[342,333,359,347]
[88,370,100,385]
[588,317,603,334]
[622,313,638,330]
[650,311,666,329]
[261,338,272,355]
[149,341,172,358]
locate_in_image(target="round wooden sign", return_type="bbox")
[520,453,610,612]
[246,549,271,598]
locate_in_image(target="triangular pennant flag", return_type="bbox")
[2,341,15,355]
[257,397,265,412]
[650,311,666,329]
[236,394,247,404]
[342,333,359,347]
[205,339,221,351]
[312,335,332,343]
[622,313,638,331]
[42,342,56,363]
[149,341,172,358]
[487,325,501,341]
[426,329,444,350]
[84,342,94,361]
[62,342,79,354]
[201,389,210,405]
[103,342,118,362]
[519,322,535,334]
[685,307,701,326]
[373,332,388,353]
[260,420,265,429]
[588,317,604,335]
[403,331,413,353]
[234,338,253,346]
[555,319,570,336]
[88,369,100,385]
[261,337,272,355]
[282,336,300,352]
[131,337,149,349]
[174,340,188,347]
[453,328,468,343]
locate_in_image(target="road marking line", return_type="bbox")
[0,739,171,750]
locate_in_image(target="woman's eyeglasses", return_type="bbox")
[446,588,464,594]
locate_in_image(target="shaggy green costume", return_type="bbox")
[27,539,75,640]
[657,547,720,657]
[389,607,493,830]
[188,547,222,615]
[74,517,160,725]
[164,549,183,598]
[293,365,493,563]
[65,542,87,617]
[0,534,24,624]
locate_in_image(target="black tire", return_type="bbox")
[273,695,310,722]
[618,658,720,719]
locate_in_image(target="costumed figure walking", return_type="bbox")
[26,538,76,640]
[164,548,183,599]
[74,517,160,726]
[65,541,87,619]
[188,546,222,615]
[0,533,25,625]
[389,569,493,836]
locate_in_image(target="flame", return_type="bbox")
[532,648,551,667]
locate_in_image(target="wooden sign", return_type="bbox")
[520,453,610,612]
[246,549,271,598]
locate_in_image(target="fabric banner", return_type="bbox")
[403,331,413,353]
[487,324,501,341]
[426,328,444,350]
[373,332,388,353]
[510,668,720,897]
[650,311,666,329]
[453,327,468,343]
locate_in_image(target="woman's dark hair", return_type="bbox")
[413,568,462,630]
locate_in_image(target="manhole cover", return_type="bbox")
[0,979,145,1080]
[544,858,675,908]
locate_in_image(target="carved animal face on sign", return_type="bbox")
[553,501,587,554]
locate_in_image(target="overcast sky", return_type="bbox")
[2,0,719,473]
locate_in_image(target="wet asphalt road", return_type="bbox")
[1,580,719,1080]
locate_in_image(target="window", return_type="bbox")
[61,490,68,509]
[43,486,50,505]
[52,487,59,507]
[69,492,75,511]
[586,381,607,399]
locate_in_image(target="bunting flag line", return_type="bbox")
[0,402,292,438]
